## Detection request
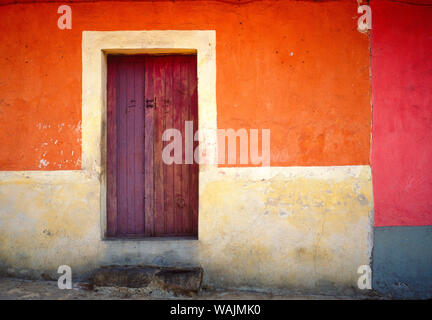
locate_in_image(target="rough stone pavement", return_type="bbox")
[0,277,383,300]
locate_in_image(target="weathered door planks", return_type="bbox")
[107,55,198,238]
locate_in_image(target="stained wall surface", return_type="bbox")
[370,0,432,298]
[0,0,376,294]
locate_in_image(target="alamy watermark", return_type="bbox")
[57,5,72,30]
[57,265,72,289]
[357,264,372,290]
[358,5,372,32]
[162,121,271,166]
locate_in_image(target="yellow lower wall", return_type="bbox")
[199,166,373,292]
[0,166,373,293]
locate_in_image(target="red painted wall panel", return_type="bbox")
[371,0,432,226]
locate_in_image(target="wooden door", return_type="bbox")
[106,55,198,238]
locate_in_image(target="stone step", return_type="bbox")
[90,265,203,296]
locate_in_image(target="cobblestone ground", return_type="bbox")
[0,277,382,300]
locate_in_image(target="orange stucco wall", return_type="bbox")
[0,0,370,170]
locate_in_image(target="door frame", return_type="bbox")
[81,31,217,240]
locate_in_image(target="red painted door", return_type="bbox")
[107,55,198,238]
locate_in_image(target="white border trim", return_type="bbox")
[82,30,217,238]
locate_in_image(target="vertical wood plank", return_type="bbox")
[117,61,128,235]
[172,56,183,235]
[164,57,175,235]
[144,57,155,237]
[134,61,145,235]
[153,57,166,236]
[126,62,136,235]
[180,57,190,234]
[107,57,118,237]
